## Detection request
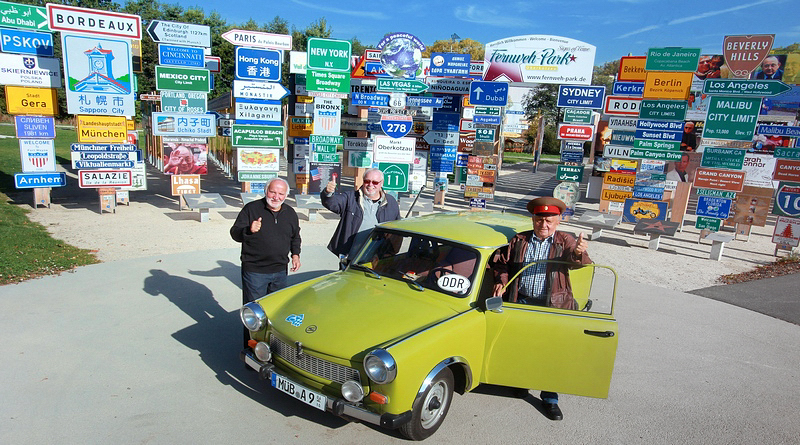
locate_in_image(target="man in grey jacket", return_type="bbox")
[321,168,400,263]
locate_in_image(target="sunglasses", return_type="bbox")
[363,180,382,185]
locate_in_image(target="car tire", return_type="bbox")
[400,367,454,441]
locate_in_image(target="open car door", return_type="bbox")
[482,262,619,398]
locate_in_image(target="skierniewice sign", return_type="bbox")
[483,35,595,85]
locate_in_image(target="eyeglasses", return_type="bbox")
[363,180,382,185]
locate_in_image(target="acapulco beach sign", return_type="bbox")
[482,35,596,85]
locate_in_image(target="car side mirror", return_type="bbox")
[483,296,504,313]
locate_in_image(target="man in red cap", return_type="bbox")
[490,196,591,421]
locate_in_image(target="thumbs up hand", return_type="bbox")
[251,217,262,233]
[575,232,587,255]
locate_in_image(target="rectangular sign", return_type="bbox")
[563,108,593,124]
[425,77,470,94]
[306,69,349,94]
[288,116,313,138]
[233,79,290,100]
[78,169,132,188]
[700,147,747,170]
[642,71,692,100]
[603,144,632,159]
[696,196,732,219]
[47,4,141,39]
[14,172,66,188]
[612,81,644,96]
[307,37,351,71]
[236,98,281,125]
[158,44,204,67]
[155,65,211,92]
[15,115,55,138]
[147,20,211,47]
[222,29,292,51]
[756,125,800,137]
[556,165,584,182]
[557,85,605,109]
[629,148,683,161]
[773,159,800,182]
[638,99,687,121]
[0,28,53,56]
[696,216,722,232]
[703,79,791,97]
[557,123,594,140]
[237,147,280,171]
[0,53,61,87]
[604,96,641,115]
[608,116,638,131]
[430,52,470,77]
[702,97,761,141]
[373,136,415,163]
[645,47,700,71]
[610,130,635,146]
[633,139,681,151]
[231,124,284,147]
[152,113,216,137]
[350,92,389,107]
[634,128,682,142]
[77,115,127,143]
[618,56,647,81]
[694,168,746,192]
[19,139,55,172]
[772,216,800,247]
[235,47,281,82]
[160,90,207,114]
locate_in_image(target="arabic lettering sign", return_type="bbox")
[0,1,50,32]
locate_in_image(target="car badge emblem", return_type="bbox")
[295,341,304,357]
[286,314,304,327]
[305,325,317,333]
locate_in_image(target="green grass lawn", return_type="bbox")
[0,123,98,285]
[501,151,561,165]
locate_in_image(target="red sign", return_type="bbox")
[458,133,475,152]
[604,96,642,116]
[557,124,594,141]
[723,34,775,78]
[694,168,746,192]
[773,159,800,182]
[47,4,142,39]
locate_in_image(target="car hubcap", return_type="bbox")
[420,381,448,429]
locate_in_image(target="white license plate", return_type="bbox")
[271,372,327,411]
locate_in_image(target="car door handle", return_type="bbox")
[584,330,615,338]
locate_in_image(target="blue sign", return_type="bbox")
[636,119,685,132]
[612,82,645,96]
[438,94,462,113]
[696,196,732,219]
[380,116,412,138]
[557,85,606,109]
[560,149,583,163]
[469,81,509,106]
[14,172,67,189]
[158,44,205,68]
[430,145,457,160]
[235,47,281,82]
[635,128,682,142]
[74,160,136,169]
[632,190,664,200]
[351,92,389,107]
[429,52,471,77]
[469,198,486,208]
[456,153,469,168]
[473,115,502,125]
[15,116,55,139]
[610,131,636,146]
[757,125,800,138]
[71,143,138,152]
[775,183,800,217]
[433,112,460,131]
[622,199,669,223]
[406,96,444,108]
[365,62,391,78]
[0,28,53,56]
[430,158,454,173]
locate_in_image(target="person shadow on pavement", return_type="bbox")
[143,268,344,428]
[187,260,242,290]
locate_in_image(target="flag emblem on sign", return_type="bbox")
[28,152,48,168]
[315,111,337,132]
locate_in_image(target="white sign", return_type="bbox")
[237,148,280,172]
[742,153,777,189]
[47,4,141,39]
[19,139,55,172]
[221,29,292,51]
[603,144,633,159]
[290,51,308,74]
[236,101,281,123]
[61,33,135,116]
[313,97,341,136]
[152,113,216,137]
[119,161,147,191]
[423,131,459,146]
[295,102,313,115]
[293,144,309,159]
[460,119,477,133]
[146,20,210,47]
[373,136,415,163]
[425,77,472,94]
[233,79,291,101]
[483,35,595,85]
[773,216,800,247]
[607,116,638,131]
[437,274,470,294]
[78,169,132,188]
[0,53,61,88]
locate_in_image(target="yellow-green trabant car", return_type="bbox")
[240,212,618,440]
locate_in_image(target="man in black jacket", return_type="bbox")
[321,168,400,264]
[230,178,301,310]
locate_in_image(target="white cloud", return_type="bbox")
[454,5,533,27]
[289,0,389,20]
[616,25,661,39]
[668,0,776,25]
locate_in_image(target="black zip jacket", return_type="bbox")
[230,199,301,274]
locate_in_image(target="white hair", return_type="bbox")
[267,177,290,191]
[363,168,384,181]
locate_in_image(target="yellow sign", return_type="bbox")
[296,95,314,103]
[643,71,693,100]
[603,172,636,187]
[288,116,313,138]
[126,119,135,131]
[170,174,201,196]
[77,115,128,143]
[5,86,58,116]
[462,96,472,107]
[601,188,633,202]
[618,56,647,82]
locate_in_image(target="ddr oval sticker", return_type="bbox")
[437,274,470,294]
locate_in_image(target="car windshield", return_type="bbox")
[351,230,480,298]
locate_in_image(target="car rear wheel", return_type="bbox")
[400,367,454,441]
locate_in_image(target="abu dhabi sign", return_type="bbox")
[482,35,595,85]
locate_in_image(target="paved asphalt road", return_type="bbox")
[1,246,799,444]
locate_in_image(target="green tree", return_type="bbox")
[423,38,484,59]
[592,59,620,91]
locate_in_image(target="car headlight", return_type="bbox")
[240,302,266,331]
[341,380,364,402]
[363,349,396,385]
[253,341,271,362]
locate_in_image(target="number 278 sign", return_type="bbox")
[774,182,800,217]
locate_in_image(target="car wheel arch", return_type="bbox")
[416,357,472,398]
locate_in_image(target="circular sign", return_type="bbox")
[775,183,800,217]
[437,274,470,294]
[553,181,580,209]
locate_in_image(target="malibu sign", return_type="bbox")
[483,35,596,85]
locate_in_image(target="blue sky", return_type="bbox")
[176,0,799,64]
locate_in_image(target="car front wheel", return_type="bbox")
[400,367,454,441]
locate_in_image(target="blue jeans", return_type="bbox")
[242,270,287,348]
[541,391,559,404]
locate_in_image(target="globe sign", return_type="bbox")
[380,37,422,79]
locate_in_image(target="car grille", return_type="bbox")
[270,335,361,384]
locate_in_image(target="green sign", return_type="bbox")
[310,134,343,145]
[563,108,593,124]
[700,147,746,169]
[306,69,349,94]
[232,124,284,147]
[639,100,687,121]
[474,106,501,116]
[695,216,722,231]
[475,128,496,142]
[645,47,701,71]
[238,171,278,182]
[774,147,800,160]
[160,91,207,114]
[376,78,429,94]
[0,1,50,31]
[633,139,681,151]
[155,66,211,92]
[313,143,337,154]
[629,148,684,161]
[556,165,584,182]
[312,152,341,163]
[702,79,792,97]
[696,188,736,199]
[379,162,409,192]
[307,38,352,71]
[702,97,760,141]
[349,151,372,168]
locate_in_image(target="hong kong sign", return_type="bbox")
[235,47,281,82]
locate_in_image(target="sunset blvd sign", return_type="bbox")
[146,20,210,47]
[222,29,291,51]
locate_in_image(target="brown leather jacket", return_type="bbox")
[491,230,591,309]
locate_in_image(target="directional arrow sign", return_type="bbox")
[423,130,459,146]
[405,96,443,108]
[376,78,428,94]
[222,29,292,51]
[233,80,290,101]
[469,81,508,106]
[0,1,50,32]
[702,79,791,97]
[147,20,210,47]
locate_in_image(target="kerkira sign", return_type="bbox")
[46,4,141,39]
[483,35,595,85]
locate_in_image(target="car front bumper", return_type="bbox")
[240,349,411,429]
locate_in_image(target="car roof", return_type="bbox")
[378,211,531,248]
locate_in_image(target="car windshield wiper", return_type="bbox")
[350,262,381,279]
[402,272,424,292]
